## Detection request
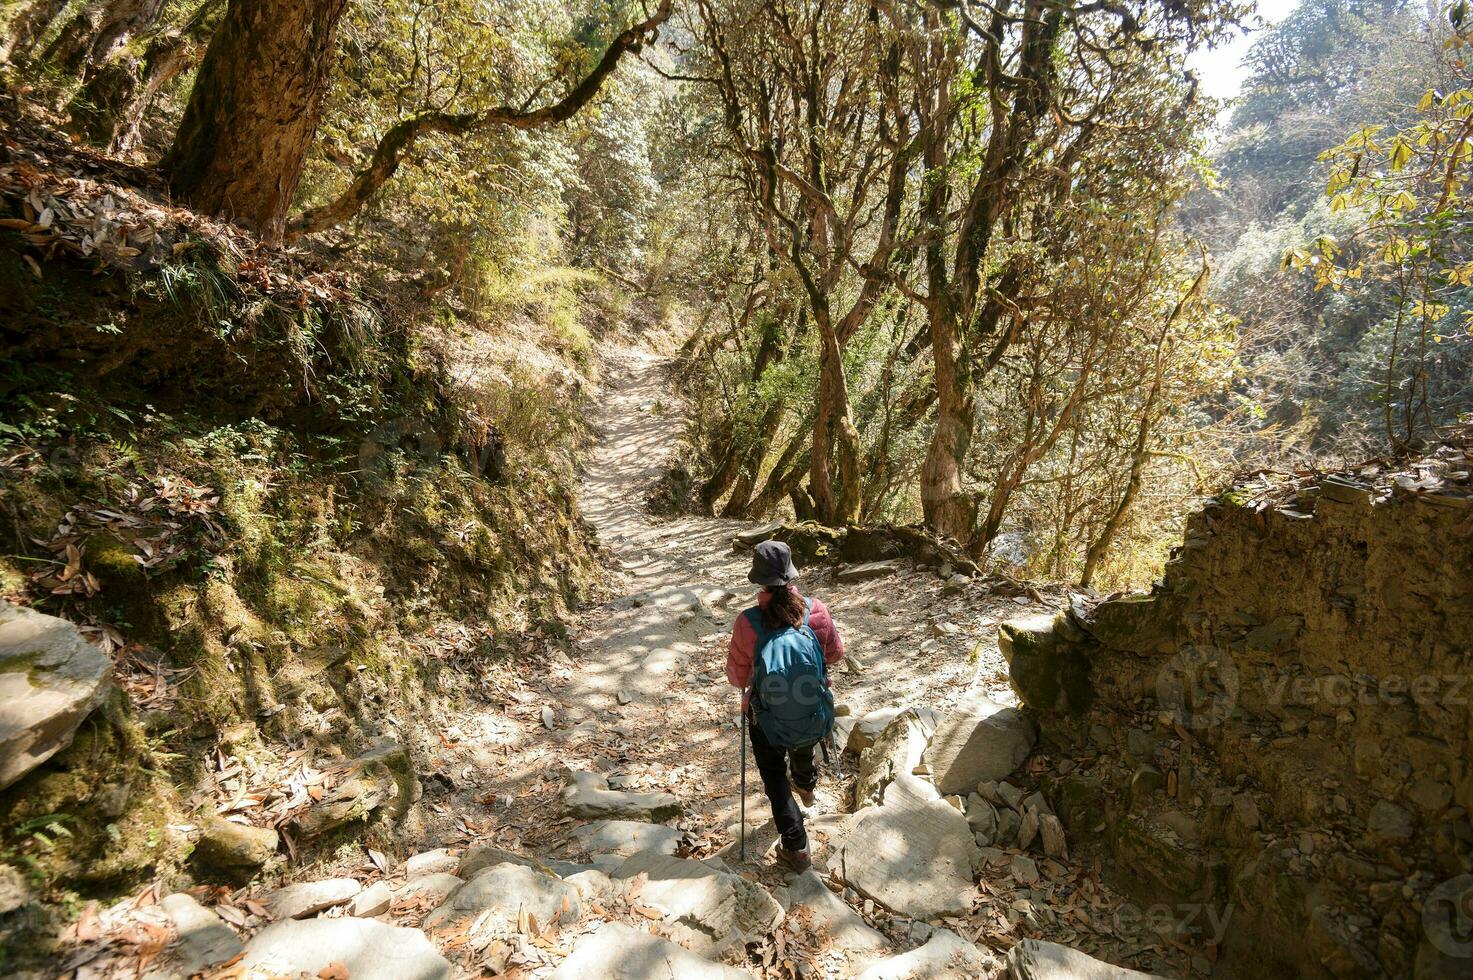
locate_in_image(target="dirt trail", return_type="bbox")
[543,348,1035,862]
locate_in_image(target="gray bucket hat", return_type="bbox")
[748,540,799,587]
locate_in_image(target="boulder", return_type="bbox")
[830,775,979,918]
[233,917,450,980]
[150,893,242,978]
[268,877,361,919]
[1006,939,1166,979]
[776,871,889,972]
[289,741,420,838]
[192,817,278,882]
[998,612,1093,716]
[0,599,112,790]
[924,694,1037,795]
[609,851,782,959]
[550,922,753,979]
[855,710,930,808]
[855,928,992,979]
[571,819,682,860]
[421,862,580,937]
[561,770,681,821]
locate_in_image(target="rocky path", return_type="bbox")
[56,349,1198,979]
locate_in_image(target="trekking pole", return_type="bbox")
[739,707,748,862]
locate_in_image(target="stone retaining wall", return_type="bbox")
[1001,450,1473,979]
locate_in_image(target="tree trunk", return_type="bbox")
[809,316,861,525]
[163,0,349,241]
[48,0,167,79]
[921,298,977,543]
[2,0,69,62]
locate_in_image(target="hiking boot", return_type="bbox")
[776,846,811,872]
[793,786,816,807]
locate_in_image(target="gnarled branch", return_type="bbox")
[286,0,673,240]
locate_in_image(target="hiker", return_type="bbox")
[727,540,843,871]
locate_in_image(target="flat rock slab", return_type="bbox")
[572,820,682,859]
[735,522,784,547]
[0,599,111,790]
[268,877,361,919]
[777,871,889,972]
[611,851,782,958]
[550,922,754,979]
[856,928,993,979]
[561,770,681,821]
[1006,939,1166,979]
[234,917,450,980]
[836,560,901,583]
[925,694,1037,795]
[149,893,242,978]
[422,862,580,936]
[831,775,979,919]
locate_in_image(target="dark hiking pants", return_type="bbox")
[748,712,817,852]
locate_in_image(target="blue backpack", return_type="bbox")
[746,599,836,749]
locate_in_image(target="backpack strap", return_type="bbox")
[801,597,812,630]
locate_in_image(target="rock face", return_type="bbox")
[1006,939,1164,979]
[924,693,1037,795]
[855,928,992,980]
[1009,454,1473,980]
[560,770,681,821]
[0,599,112,790]
[289,741,419,838]
[233,917,451,980]
[609,851,782,959]
[830,774,979,918]
[550,922,753,979]
[191,816,278,882]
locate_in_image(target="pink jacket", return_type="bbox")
[727,591,844,710]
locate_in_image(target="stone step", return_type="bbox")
[232,917,451,980]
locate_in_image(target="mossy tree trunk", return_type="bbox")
[163,0,349,241]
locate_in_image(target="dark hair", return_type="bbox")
[763,584,805,630]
